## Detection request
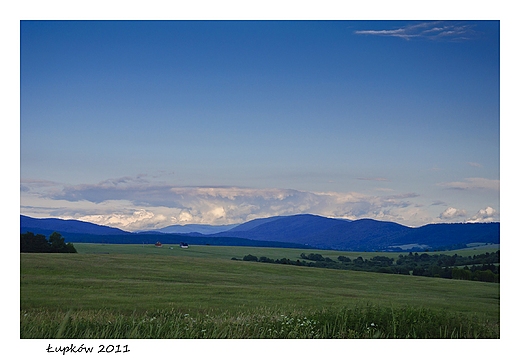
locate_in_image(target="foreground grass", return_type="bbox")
[21,304,499,339]
[20,248,500,338]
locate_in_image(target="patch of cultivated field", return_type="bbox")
[72,242,498,260]
[20,244,499,338]
[21,246,499,317]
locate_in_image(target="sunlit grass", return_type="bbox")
[20,248,499,338]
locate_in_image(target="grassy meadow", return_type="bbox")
[20,244,500,338]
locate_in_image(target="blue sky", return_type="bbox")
[20,20,500,230]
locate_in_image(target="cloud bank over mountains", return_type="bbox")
[20,175,500,231]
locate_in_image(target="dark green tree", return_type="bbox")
[21,232,49,252]
[49,232,77,253]
[49,232,65,251]
[353,256,365,266]
[20,231,76,253]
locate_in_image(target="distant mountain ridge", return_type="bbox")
[212,215,499,251]
[19,215,311,249]
[20,215,129,236]
[20,214,499,251]
[145,223,239,235]
[218,214,346,243]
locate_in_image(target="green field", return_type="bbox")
[20,244,500,338]
[72,242,499,259]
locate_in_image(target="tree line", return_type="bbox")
[235,250,499,283]
[21,232,77,253]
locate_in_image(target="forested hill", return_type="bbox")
[19,215,312,249]
[212,215,499,251]
[20,214,499,252]
[20,215,129,235]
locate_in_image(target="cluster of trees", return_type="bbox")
[237,250,499,283]
[21,232,77,253]
[394,251,499,282]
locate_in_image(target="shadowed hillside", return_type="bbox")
[20,214,499,252]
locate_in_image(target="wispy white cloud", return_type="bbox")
[439,207,467,220]
[20,178,62,193]
[431,200,447,206]
[355,21,477,41]
[438,206,499,223]
[438,177,499,191]
[467,206,499,223]
[20,174,499,230]
[78,209,165,231]
[20,175,434,229]
[468,162,483,168]
[356,177,390,182]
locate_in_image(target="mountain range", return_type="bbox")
[138,223,239,235]
[20,214,500,252]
